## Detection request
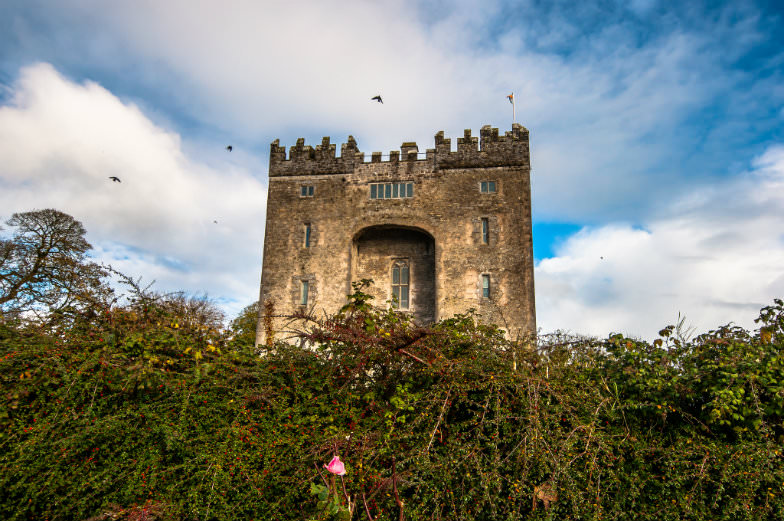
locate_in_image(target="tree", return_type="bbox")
[228,300,259,350]
[0,209,108,318]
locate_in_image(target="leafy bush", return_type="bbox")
[1,286,783,520]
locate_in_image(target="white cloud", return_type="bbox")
[536,144,784,339]
[0,63,267,317]
[23,0,775,224]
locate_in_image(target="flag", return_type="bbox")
[507,93,514,105]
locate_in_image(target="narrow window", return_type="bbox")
[481,181,488,193]
[488,181,496,192]
[391,260,410,309]
[370,184,377,199]
[392,183,399,198]
[481,218,489,244]
[300,280,309,306]
[385,183,392,198]
[482,274,490,299]
[304,223,311,248]
[406,183,413,197]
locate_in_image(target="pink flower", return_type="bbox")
[325,455,346,476]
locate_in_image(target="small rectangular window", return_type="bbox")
[370,184,377,199]
[481,218,489,244]
[385,184,392,198]
[392,183,399,198]
[300,280,309,306]
[480,181,497,193]
[304,223,311,248]
[407,183,413,197]
[482,274,490,298]
[300,185,314,197]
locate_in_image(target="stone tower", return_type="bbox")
[257,124,535,343]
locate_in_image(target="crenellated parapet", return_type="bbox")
[268,124,529,177]
[435,124,529,170]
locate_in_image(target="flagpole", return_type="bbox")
[508,92,516,126]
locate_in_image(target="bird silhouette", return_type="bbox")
[371,95,383,104]
[226,145,233,152]
[109,176,121,183]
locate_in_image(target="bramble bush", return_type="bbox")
[1,280,783,520]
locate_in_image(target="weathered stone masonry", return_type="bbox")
[257,124,536,343]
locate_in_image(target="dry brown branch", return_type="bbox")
[424,385,452,454]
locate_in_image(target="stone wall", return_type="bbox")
[257,124,535,344]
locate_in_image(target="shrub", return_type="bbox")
[1,289,782,520]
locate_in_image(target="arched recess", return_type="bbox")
[350,225,436,324]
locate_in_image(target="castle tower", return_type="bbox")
[257,124,535,343]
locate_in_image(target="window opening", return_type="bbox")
[391,260,410,309]
[369,183,414,199]
[482,274,490,299]
[304,223,311,248]
[300,280,309,306]
[481,218,489,244]
[480,181,497,193]
[300,185,315,197]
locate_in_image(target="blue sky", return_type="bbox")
[1,0,782,339]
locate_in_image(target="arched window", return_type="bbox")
[391,260,410,309]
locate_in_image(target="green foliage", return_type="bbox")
[1,282,783,520]
[228,300,259,352]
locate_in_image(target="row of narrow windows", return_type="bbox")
[371,183,414,199]
[302,218,491,248]
[299,181,499,198]
[299,267,491,309]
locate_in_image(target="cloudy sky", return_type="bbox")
[1,0,782,339]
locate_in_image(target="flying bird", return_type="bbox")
[226,145,233,152]
[109,176,121,183]
[371,95,383,104]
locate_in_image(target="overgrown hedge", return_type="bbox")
[1,291,783,520]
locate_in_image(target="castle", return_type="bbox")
[256,124,535,344]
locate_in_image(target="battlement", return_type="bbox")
[268,124,530,177]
